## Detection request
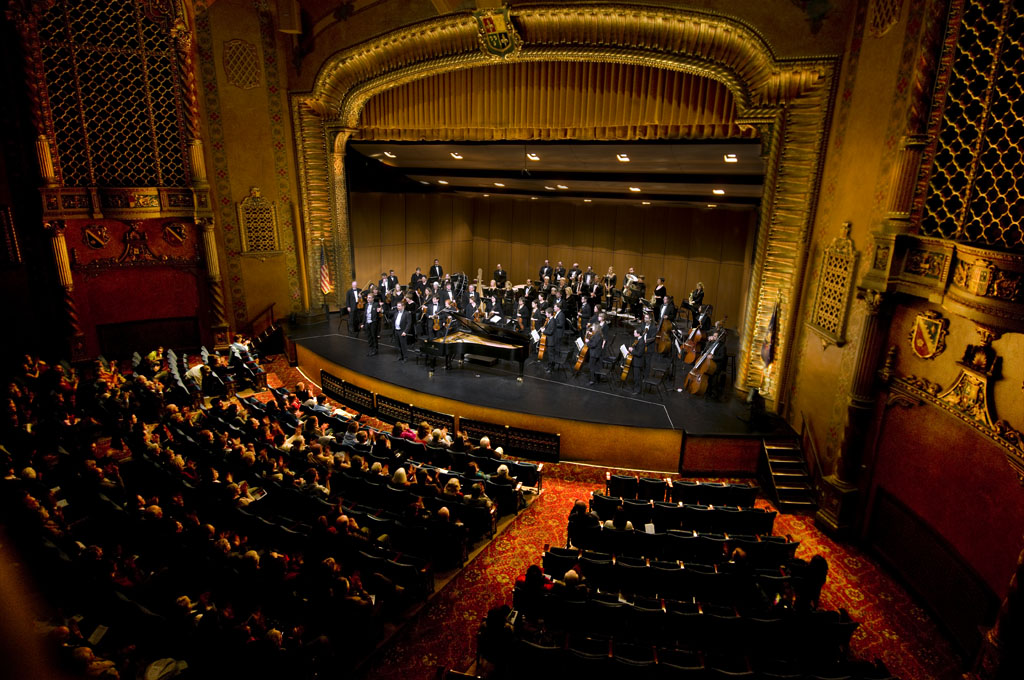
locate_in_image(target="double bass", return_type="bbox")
[684,329,726,395]
[654,313,674,354]
[679,326,704,363]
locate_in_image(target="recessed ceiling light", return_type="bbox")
[419,180,429,185]
[641,201,651,205]
[723,153,738,163]
[526,153,540,161]
[437,180,448,185]
[494,182,505,187]
[629,187,642,192]
[449,152,463,160]
[483,193,490,197]
[556,184,568,190]
[544,186,556,191]
[616,153,630,162]
[383,151,397,158]
[530,196,537,200]
[583,199,592,203]
[712,189,725,195]
[707,203,718,208]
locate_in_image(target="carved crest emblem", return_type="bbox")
[163,222,188,246]
[473,7,521,59]
[908,310,948,360]
[82,224,110,249]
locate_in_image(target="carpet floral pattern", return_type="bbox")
[258,356,963,680]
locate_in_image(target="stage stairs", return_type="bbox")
[762,438,816,513]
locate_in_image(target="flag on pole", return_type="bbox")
[319,243,333,296]
[760,300,778,367]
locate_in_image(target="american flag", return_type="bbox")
[319,243,333,296]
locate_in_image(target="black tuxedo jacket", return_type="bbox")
[430,265,444,279]
[493,269,507,286]
[539,265,553,281]
[393,310,412,335]
[345,289,361,311]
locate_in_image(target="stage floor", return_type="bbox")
[286,317,791,440]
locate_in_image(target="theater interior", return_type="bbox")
[0,1,1022,679]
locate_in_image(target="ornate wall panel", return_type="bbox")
[34,0,188,188]
[920,0,1024,251]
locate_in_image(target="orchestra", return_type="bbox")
[337,257,724,399]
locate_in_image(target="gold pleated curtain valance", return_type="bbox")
[356,61,750,141]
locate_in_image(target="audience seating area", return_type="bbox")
[475,477,890,680]
[0,352,544,678]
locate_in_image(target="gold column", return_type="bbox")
[329,127,356,299]
[882,134,928,234]
[188,139,208,186]
[35,135,57,186]
[816,290,888,535]
[45,220,84,358]
[199,218,229,348]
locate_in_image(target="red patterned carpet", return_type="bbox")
[260,357,964,680]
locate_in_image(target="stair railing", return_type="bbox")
[800,412,826,503]
[245,302,276,338]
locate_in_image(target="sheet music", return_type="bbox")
[620,344,629,358]
[489,314,502,323]
[575,337,584,350]
[531,330,540,342]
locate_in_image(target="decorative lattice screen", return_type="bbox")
[807,223,858,347]
[223,39,261,89]
[236,187,279,253]
[869,0,903,38]
[921,0,1024,251]
[36,0,187,187]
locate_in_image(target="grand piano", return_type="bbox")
[420,313,531,379]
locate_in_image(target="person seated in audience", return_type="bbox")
[604,504,633,531]
[72,645,119,678]
[351,430,372,455]
[413,421,431,444]
[416,467,443,496]
[567,499,600,548]
[340,421,360,448]
[441,477,463,504]
[552,567,587,599]
[471,436,494,457]
[371,431,393,459]
[293,381,312,404]
[465,481,493,509]
[298,467,330,497]
[465,461,489,482]
[517,564,552,621]
[492,464,515,486]
[391,466,411,488]
[429,428,452,448]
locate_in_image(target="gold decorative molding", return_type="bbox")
[293,4,839,405]
[859,233,1024,332]
[74,222,200,274]
[40,187,210,220]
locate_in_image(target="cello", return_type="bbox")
[684,329,726,395]
[620,333,641,382]
[655,315,674,354]
[574,325,594,373]
[679,325,704,363]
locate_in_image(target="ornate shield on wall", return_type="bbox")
[909,310,948,360]
[473,8,521,59]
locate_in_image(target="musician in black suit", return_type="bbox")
[424,295,443,338]
[363,293,381,356]
[410,267,423,288]
[707,322,729,399]
[579,297,593,330]
[658,295,677,323]
[441,281,458,307]
[568,262,582,283]
[630,312,657,394]
[392,300,413,362]
[682,282,705,324]
[583,266,596,286]
[515,297,530,331]
[387,269,399,291]
[587,314,607,385]
[554,261,566,280]
[429,259,444,284]
[493,264,507,288]
[539,259,553,282]
[345,281,362,335]
[542,307,562,373]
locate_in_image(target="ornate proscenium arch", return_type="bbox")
[290,4,839,406]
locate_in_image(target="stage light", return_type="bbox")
[712,189,725,195]
[641,201,651,205]
[556,184,568,189]
[616,153,630,162]
[526,153,540,161]
[437,180,449,185]
[723,153,738,162]
[583,199,592,203]
[544,186,556,190]
[383,151,396,158]
[494,182,505,187]
[450,152,463,159]
[629,186,641,192]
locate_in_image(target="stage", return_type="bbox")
[286,317,793,474]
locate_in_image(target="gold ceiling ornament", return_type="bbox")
[908,309,948,360]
